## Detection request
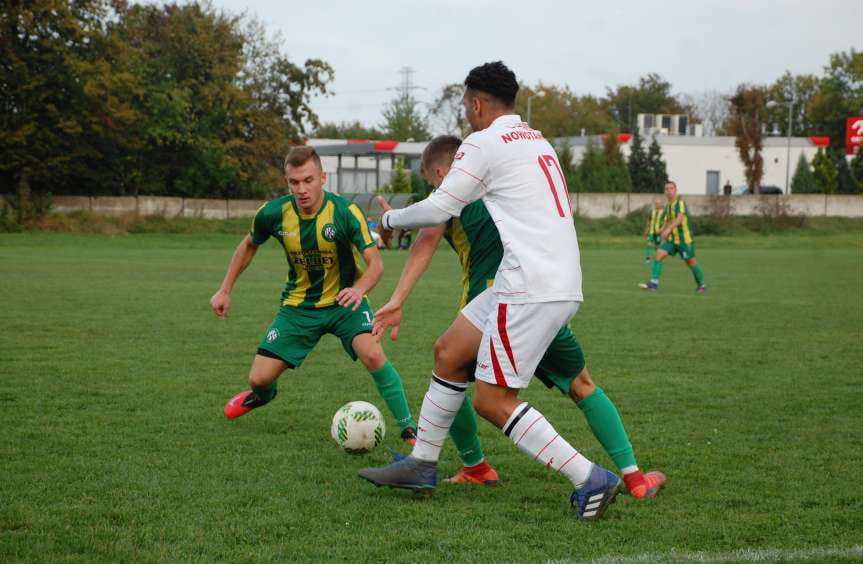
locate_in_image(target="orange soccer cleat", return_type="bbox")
[443,460,499,487]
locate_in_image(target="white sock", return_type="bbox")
[411,373,467,462]
[503,402,593,488]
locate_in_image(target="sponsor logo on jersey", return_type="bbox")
[266,329,280,343]
[321,223,337,242]
[290,250,335,270]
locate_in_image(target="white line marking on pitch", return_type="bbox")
[548,545,863,563]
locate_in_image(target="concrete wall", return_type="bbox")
[31,194,863,219]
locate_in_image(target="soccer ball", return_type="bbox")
[330,401,386,454]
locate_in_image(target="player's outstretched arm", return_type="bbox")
[210,234,259,319]
[372,224,446,342]
[337,246,383,311]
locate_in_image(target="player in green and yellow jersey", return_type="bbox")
[210,146,417,444]
[639,181,707,292]
[643,198,665,264]
[372,136,665,497]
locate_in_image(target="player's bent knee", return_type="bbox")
[358,345,386,371]
[569,369,595,402]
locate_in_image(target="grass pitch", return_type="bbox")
[1,230,862,562]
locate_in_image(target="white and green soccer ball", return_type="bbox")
[331,401,386,454]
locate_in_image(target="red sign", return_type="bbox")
[847,117,863,155]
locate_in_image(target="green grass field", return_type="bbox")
[1,230,862,562]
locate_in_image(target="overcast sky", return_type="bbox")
[212,0,862,129]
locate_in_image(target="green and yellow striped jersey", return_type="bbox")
[250,192,375,309]
[648,207,665,235]
[443,199,504,309]
[664,197,693,245]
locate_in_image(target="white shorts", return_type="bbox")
[461,288,580,389]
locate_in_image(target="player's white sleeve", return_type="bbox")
[381,136,489,229]
[424,138,489,216]
[382,198,452,230]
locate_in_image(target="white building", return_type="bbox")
[556,134,829,195]
[308,134,831,196]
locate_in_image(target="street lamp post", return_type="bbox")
[768,99,795,194]
[526,90,546,127]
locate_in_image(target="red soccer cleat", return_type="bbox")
[400,426,418,446]
[443,460,499,487]
[224,390,271,420]
[625,470,666,498]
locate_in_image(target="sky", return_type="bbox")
[211,0,863,129]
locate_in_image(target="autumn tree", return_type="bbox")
[728,85,768,194]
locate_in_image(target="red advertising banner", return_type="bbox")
[847,116,863,155]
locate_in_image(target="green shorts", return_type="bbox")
[659,240,696,260]
[534,325,586,394]
[257,299,374,368]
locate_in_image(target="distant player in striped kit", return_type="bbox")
[210,146,417,445]
[373,135,665,497]
[358,61,641,520]
[643,198,665,264]
[639,181,707,292]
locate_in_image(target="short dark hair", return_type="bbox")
[665,180,677,189]
[464,61,518,107]
[422,135,462,171]
[284,146,322,171]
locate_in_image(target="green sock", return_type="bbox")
[692,264,705,287]
[650,259,664,283]
[251,381,277,402]
[370,362,415,431]
[644,245,653,261]
[448,394,485,467]
[577,387,637,472]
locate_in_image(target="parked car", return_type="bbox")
[733,185,784,195]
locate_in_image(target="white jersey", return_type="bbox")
[426,114,582,304]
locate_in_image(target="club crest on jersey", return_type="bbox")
[266,329,279,343]
[321,223,337,242]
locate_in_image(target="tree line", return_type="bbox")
[2,0,332,203]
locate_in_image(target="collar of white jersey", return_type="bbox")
[489,114,524,128]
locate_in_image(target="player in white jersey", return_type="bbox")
[359,62,622,520]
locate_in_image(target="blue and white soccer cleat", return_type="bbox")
[570,464,622,521]
[358,455,437,492]
[638,281,659,291]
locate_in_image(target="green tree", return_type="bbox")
[646,136,669,193]
[429,83,469,137]
[577,139,611,192]
[807,49,863,151]
[516,84,614,137]
[313,121,386,140]
[830,147,858,194]
[555,141,580,192]
[790,154,817,193]
[729,84,768,194]
[601,133,632,192]
[381,93,429,141]
[812,148,838,194]
[0,0,125,203]
[604,73,687,133]
[627,130,652,192]
[765,72,821,137]
[378,158,412,194]
[851,145,863,192]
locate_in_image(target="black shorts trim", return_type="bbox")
[256,348,295,369]
[503,402,532,437]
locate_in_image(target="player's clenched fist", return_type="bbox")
[210,290,231,319]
